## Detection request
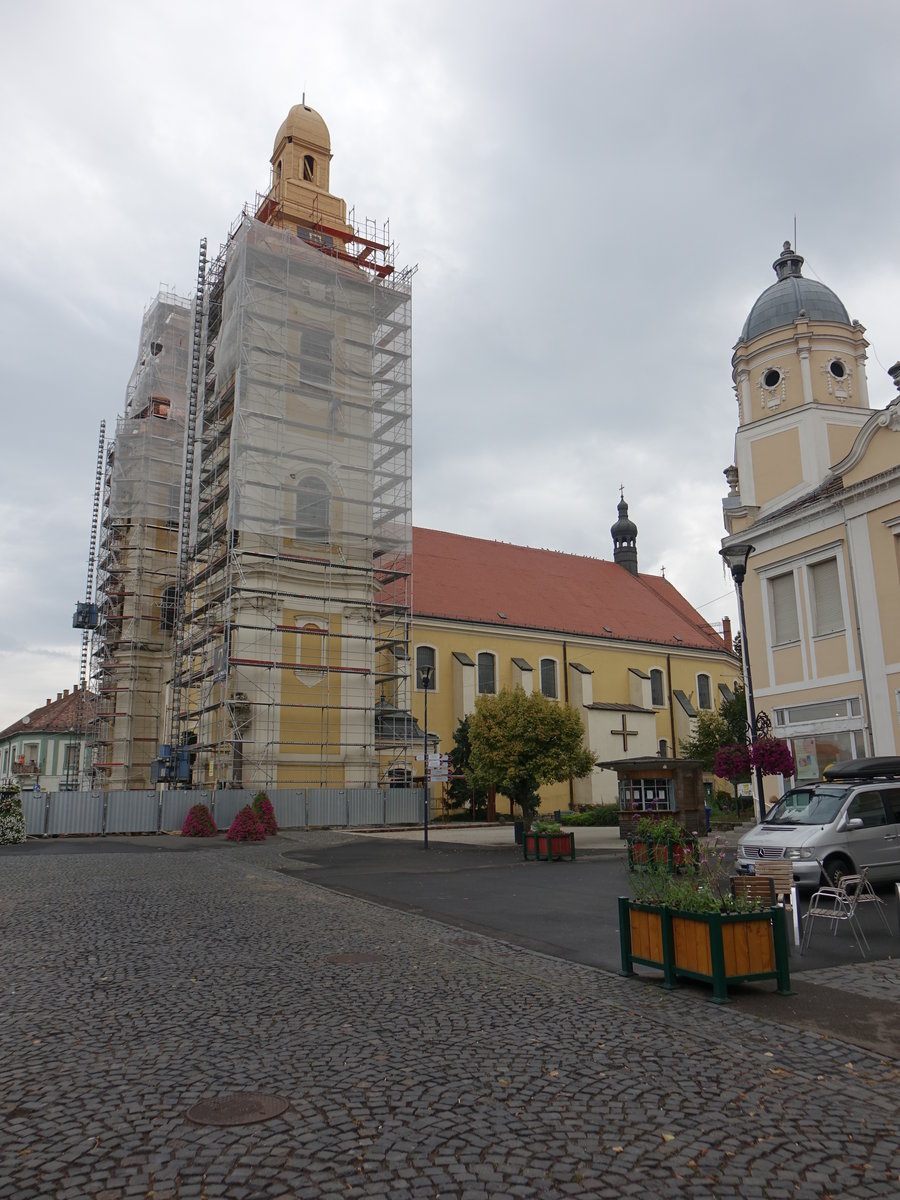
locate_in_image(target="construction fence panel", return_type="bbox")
[307,789,350,827]
[22,792,47,836]
[105,790,159,834]
[386,788,422,824]
[211,790,256,831]
[160,790,212,833]
[347,788,386,827]
[46,791,104,836]
[269,790,306,829]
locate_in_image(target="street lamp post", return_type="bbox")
[421,665,433,850]
[720,542,766,826]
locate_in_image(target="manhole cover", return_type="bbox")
[186,1091,289,1127]
[324,952,388,966]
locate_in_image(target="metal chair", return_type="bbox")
[851,869,893,934]
[800,870,870,956]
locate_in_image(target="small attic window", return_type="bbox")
[150,341,163,356]
[763,368,781,389]
[303,155,315,182]
[830,359,846,379]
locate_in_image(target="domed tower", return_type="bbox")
[265,101,353,247]
[724,242,874,532]
[611,493,638,575]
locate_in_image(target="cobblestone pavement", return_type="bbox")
[2,834,899,1199]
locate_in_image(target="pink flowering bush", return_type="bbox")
[251,791,278,836]
[226,805,266,842]
[181,803,217,838]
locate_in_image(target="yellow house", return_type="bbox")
[410,503,740,814]
[722,242,900,786]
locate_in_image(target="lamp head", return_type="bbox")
[720,541,754,585]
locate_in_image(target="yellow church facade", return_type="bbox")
[409,521,740,813]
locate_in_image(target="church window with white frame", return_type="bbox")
[416,645,436,690]
[650,668,665,707]
[539,658,558,699]
[477,652,496,695]
[697,673,712,711]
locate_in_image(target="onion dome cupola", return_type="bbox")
[611,493,638,576]
[739,242,851,343]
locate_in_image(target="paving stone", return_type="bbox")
[1,833,898,1199]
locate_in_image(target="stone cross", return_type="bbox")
[611,713,638,750]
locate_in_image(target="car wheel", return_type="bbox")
[822,855,853,887]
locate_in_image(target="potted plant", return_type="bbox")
[626,816,694,871]
[618,837,792,1003]
[523,821,576,862]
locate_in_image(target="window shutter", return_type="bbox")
[809,559,843,636]
[771,573,799,644]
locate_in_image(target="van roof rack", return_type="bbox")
[821,757,900,782]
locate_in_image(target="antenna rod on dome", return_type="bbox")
[302,90,306,104]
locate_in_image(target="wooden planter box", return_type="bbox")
[523,831,576,862]
[626,836,694,872]
[618,897,792,1003]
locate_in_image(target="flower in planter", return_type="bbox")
[226,805,267,842]
[629,835,768,915]
[251,791,278,836]
[631,815,689,843]
[0,783,26,845]
[533,821,562,834]
[181,803,217,838]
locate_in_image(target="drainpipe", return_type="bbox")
[666,654,677,757]
[563,640,574,810]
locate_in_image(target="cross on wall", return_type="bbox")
[611,713,639,751]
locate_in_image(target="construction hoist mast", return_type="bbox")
[69,420,106,789]
[165,238,207,786]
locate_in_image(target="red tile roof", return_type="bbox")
[0,688,97,742]
[411,528,729,654]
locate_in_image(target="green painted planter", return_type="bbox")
[626,835,694,872]
[523,831,575,862]
[618,897,792,1003]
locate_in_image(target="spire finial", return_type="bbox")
[619,482,625,501]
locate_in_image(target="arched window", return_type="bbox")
[303,154,315,182]
[295,475,330,541]
[539,658,558,699]
[650,668,664,707]
[697,673,712,710]
[477,652,496,695]
[416,645,436,690]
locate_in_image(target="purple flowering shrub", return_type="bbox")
[181,803,217,838]
[251,791,278,836]
[226,805,266,842]
[750,737,796,777]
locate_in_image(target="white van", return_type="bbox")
[736,758,900,888]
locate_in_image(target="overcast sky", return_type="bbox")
[2,0,900,730]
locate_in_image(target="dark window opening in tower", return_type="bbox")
[830,360,845,379]
[303,154,315,182]
[763,369,781,389]
[295,475,330,542]
[160,585,177,632]
[301,329,333,386]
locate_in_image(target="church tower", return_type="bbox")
[724,242,873,532]
[610,493,638,575]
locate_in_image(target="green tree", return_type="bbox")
[679,686,749,768]
[467,689,594,829]
[446,715,489,818]
[678,711,731,770]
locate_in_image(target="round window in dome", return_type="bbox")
[763,368,781,389]
[830,359,846,379]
